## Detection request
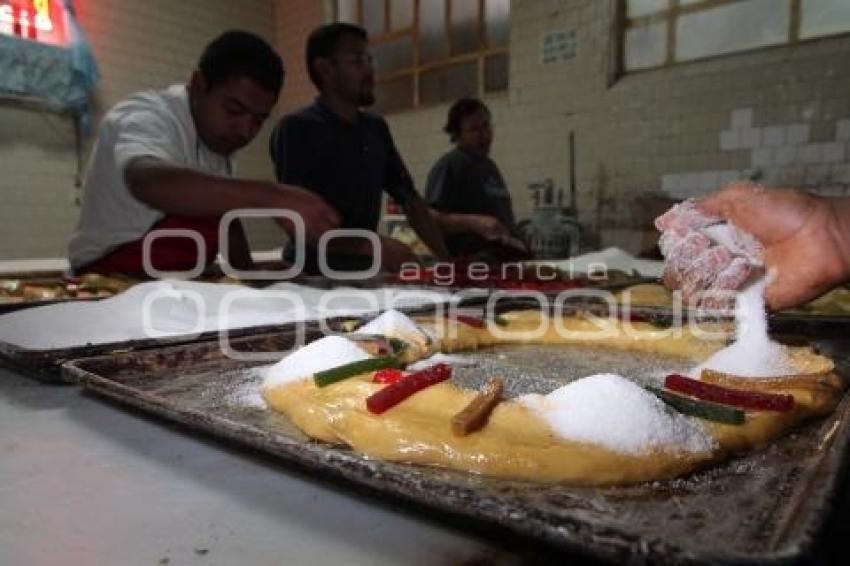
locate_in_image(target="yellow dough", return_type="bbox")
[262,311,842,486]
[616,282,850,315]
[614,283,676,308]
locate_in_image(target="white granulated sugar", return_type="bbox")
[357,309,428,343]
[519,374,715,455]
[262,335,370,389]
[406,353,477,372]
[357,309,422,336]
[694,277,794,378]
[702,222,763,265]
[228,382,268,409]
[0,281,450,350]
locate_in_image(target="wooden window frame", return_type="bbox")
[335,0,509,111]
[619,0,850,75]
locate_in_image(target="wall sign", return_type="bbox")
[541,28,577,65]
[0,0,68,46]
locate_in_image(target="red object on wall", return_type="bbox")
[386,198,400,215]
[1,0,69,46]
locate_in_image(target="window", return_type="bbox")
[335,0,510,114]
[622,0,850,72]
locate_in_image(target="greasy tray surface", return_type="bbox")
[62,327,850,564]
[0,301,446,382]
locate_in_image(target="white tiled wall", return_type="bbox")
[381,0,850,252]
[662,110,850,199]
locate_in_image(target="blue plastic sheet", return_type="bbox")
[0,0,99,130]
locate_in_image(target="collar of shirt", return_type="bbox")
[314,96,364,129]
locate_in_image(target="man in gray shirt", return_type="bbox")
[425,98,526,258]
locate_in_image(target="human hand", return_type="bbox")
[273,184,340,243]
[656,183,850,310]
[467,215,511,241]
[378,235,418,272]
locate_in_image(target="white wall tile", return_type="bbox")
[822,142,846,163]
[719,130,740,151]
[699,171,720,191]
[752,148,773,168]
[730,108,754,130]
[682,173,703,194]
[762,126,786,147]
[837,119,850,141]
[739,129,762,149]
[801,144,824,164]
[661,174,679,193]
[786,124,811,145]
[774,146,797,166]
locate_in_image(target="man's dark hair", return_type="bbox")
[444,98,490,142]
[306,23,368,90]
[198,30,284,94]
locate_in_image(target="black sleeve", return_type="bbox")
[269,115,313,187]
[380,120,418,207]
[424,154,458,211]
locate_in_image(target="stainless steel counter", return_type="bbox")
[2,361,849,566]
[0,366,526,566]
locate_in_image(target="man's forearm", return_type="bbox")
[430,209,478,234]
[405,197,450,259]
[125,159,282,216]
[226,219,257,271]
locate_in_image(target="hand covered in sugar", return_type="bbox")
[655,182,850,311]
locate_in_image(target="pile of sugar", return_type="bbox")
[356,309,428,343]
[694,277,794,378]
[263,335,370,389]
[519,374,715,455]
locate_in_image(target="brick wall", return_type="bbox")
[3,0,849,260]
[391,0,850,254]
[267,0,850,255]
[273,0,327,114]
[0,0,282,260]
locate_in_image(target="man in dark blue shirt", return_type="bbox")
[270,23,448,273]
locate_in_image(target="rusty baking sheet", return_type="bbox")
[0,297,457,382]
[0,276,106,314]
[0,271,262,314]
[62,314,850,564]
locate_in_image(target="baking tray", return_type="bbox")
[0,273,610,382]
[62,309,850,564]
[0,279,101,314]
[0,296,461,383]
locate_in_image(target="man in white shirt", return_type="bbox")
[69,30,339,277]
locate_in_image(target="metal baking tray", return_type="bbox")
[0,275,103,314]
[0,297,458,382]
[62,310,850,564]
[0,273,612,382]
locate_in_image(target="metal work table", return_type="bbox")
[2,362,850,566]
[0,366,536,566]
